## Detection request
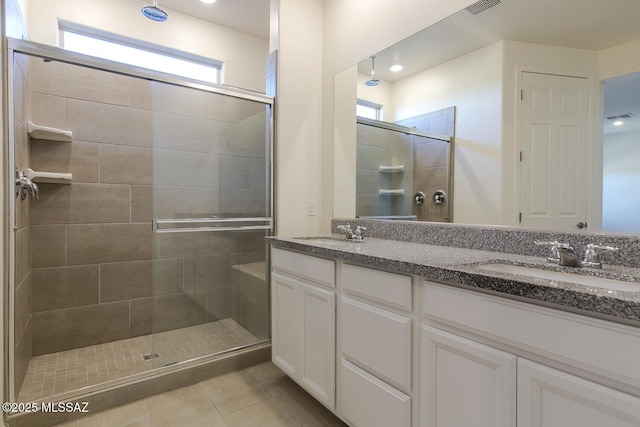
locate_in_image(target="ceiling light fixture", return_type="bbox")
[606,113,634,126]
[390,64,403,72]
[201,0,217,4]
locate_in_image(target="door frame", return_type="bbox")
[513,65,602,231]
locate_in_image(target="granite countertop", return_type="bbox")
[267,235,640,326]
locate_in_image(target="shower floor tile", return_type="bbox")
[18,318,258,403]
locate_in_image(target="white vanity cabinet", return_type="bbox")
[420,325,516,427]
[421,280,640,427]
[338,263,414,427]
[271,248,336,409]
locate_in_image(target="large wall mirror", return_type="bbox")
[333,0,640,233]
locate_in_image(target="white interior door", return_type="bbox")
[519,71,589,230]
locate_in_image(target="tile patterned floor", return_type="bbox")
[54,361,347,427]
[19,319,259,402]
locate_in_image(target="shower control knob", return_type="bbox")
[432,190,446,205]
[414,191,425,206]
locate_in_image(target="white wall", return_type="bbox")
[273,0,324,236]
[599,38,640,82]
[392,42,504,224]
[603,131,640,232]
[25,0,268,92]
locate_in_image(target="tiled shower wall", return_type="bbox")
[20,55,267,359]
[356,124,414,217]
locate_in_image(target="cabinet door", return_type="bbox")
[299,282,336,409]
[271,272,299,377]
[420,325,516,427]
[518,359,640,427]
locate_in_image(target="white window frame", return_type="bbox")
[356,99,383,121]
[58,20,223,85]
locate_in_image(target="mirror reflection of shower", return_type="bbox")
[355,106,455,222]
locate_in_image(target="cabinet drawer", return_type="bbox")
[272,247,335,288]
[340,359,411,427]
[341,296,412,392]
[340,263,412,311]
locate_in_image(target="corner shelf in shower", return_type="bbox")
[378,189,405,196]
[27,121,73,142]
[378,165,404,173]
[27,168,72,184]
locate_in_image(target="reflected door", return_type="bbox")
[519,72,589,230]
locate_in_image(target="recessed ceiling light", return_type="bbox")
[606,113,634,126]
[612,120,624,126]
[390,64,403,72]
[201,0,216,4]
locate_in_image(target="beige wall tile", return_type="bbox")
[15,115,30,171]
[220,189,268,216]
[151,81,208,118]
[100,145,152,185]
[157,232,235,259]
[67,223,152,265]
[67,99,152,147]
[131,186,152,222]
[233,271,268,339]
[101,260,152,303]
[221,156,250,189]
[30,93,67,130]
[31,58,152,109]
[32,265,99,312]
[130,292,209,336]
[414,139,448,168]
[153,149,220,187]
[31,140,100,183]
[15,271,32,343]
[32,302,130,355]
[31,225,66,268]
[151,186,220,219]
[15,226,32,284]
[153,112,224,154]
[30,183,130,225]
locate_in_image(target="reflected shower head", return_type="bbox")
[141,0,168,22]
[365,56,381,87]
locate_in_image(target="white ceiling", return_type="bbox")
[158,0,270,39]
[357,0,640,135]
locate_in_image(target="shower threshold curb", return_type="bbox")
[4,342,272,427]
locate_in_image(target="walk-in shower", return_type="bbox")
[6,39,273,410]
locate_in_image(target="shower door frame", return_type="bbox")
[4,37,275,403]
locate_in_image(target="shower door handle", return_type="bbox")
[152,217,273,233]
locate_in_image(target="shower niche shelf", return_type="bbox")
[27,121,73,142]
[27,168,72,184]
[378,189,405,196]
[378,165,404,173]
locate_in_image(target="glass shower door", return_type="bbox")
[149,80,272,367]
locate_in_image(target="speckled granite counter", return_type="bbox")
[267,235,640,326]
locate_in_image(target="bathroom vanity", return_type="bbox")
[268,222,640,427]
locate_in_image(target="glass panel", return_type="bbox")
[150,81,272,367]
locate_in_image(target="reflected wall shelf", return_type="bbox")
[27,121,73,142]
[379,165,405,173]
[379,189,405,196]
[27,168,72,184]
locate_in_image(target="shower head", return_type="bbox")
[141,0,168,22]
[365,56,381,87]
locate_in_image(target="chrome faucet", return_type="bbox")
[535,240,618,269]
[336,224,367,241]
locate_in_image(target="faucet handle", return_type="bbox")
[337,224,351,233]
[582,244,619,268]
[535,240,560,263]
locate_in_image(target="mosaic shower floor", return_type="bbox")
[18,319,258,402]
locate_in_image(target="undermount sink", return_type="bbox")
[477,263,640,293]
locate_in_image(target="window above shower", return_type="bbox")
[58,21,223,85]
